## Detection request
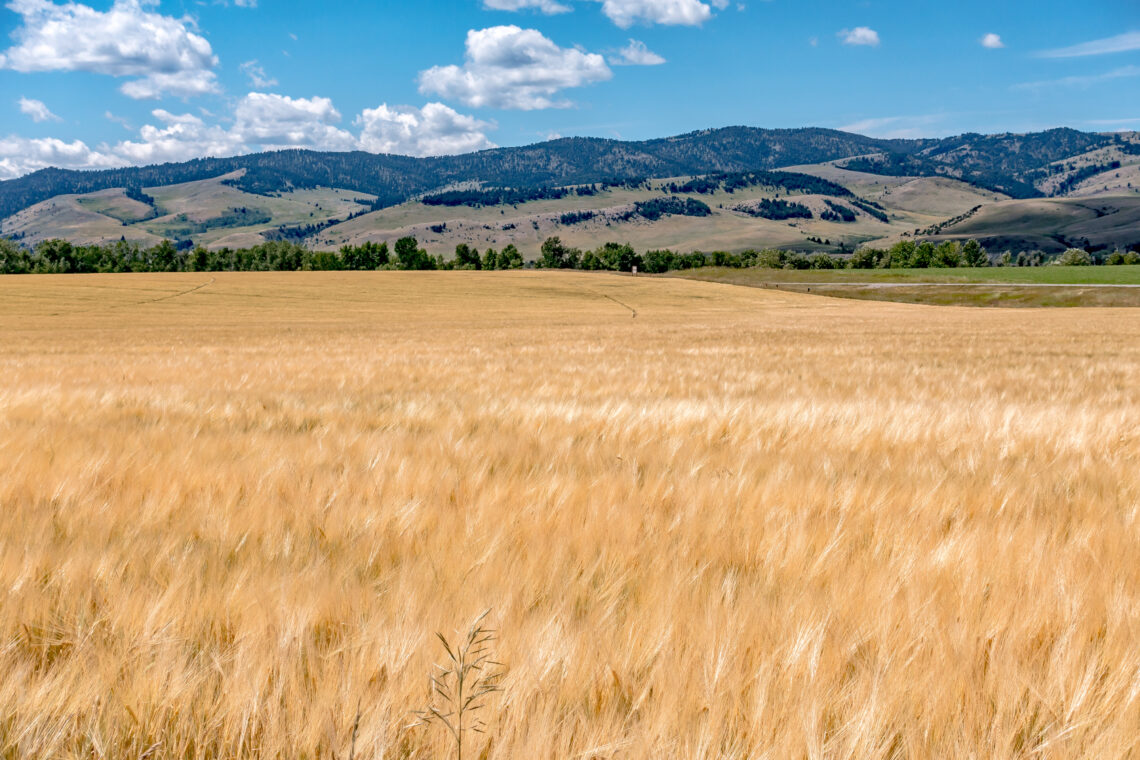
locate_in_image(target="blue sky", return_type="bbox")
[0,0,1137,178]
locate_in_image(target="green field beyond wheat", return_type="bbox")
[1,272,1139,759]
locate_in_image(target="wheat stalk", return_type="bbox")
[415,610,503,760]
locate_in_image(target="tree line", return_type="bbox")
[3,234,1138,276]
[0,236,524,274]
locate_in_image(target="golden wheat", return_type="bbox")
[0,271,1139,759]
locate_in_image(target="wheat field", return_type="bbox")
[1,272,1139,759]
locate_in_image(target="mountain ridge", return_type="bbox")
[2,126,1123,223]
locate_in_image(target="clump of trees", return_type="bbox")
[820,201,857,223]
[849,198,889,223]
[421,186,572,208]
[666,171,853,198]
[847,240,990,269]
[534,237,705,272]
[559,210,596,226]
[734,199,813,220]
[628,197,712,221]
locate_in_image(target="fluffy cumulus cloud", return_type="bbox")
[482,0,572,13]
[592,0,722,28]
[0,94,498,178]
[231,93,358,151]
[418,25,612,109]
[609,39,666,65]
[357,103,496,156]
[0,0,219,99]
[111,109,243,165]
[18,96,60,122]
[840,26,880,47]
[981,33,1005,49]
[0,135,110,178]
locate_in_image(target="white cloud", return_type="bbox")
[981,33,1004,49]
[231,93,357,151]
[0,91,499,179]
[0,0,219,99]
[104,110,132,129]
[240,60,277,88]
[0,135,110,178]
[1014,65,1140,91]
[18,96,60,122]
[357,103,496,156]
[839,27,880,47]
[609,39,666,65]
[482,0,572,13]
[839,114,946,139]
[1083,117,1140,128]
[592,0,716,28]
[418,26,611,110]
[1038,31,1140,58]
[110,109,243,165]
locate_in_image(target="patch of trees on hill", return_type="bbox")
[820,201,857,223]
[1051,161,1122,196]
[918,205,983,236]
[559,210,596,225]
[842,128,1118,199]
[124,186,158,208]
[842,154,1041,199]
[734,199,813,220]
[264,208,371,242]
[159,207,273,238]
[849,198,889,222]
[666,170,853,198]
[422,186,572,207]
[620,197,712,222]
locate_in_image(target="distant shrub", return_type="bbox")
[1056,248,1092,266]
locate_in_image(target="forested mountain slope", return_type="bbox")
[5,126,1117,221]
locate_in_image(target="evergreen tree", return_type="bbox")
[454,243,482,270]
[395,236,434,270]
[539,237,579,269]
[962,239,989,267]
[499,244,524,269]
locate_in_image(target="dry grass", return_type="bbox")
[1,271,1139,759]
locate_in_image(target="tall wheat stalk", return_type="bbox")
[415,611,503,760]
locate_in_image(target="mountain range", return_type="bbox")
[3,126,1139,256]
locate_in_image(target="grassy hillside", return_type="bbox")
[928,195,1140,253]
[312,177,928,255]
[2,172,376,249]
[1,193,165,247]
